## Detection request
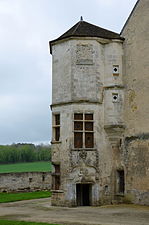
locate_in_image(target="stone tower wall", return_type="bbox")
[51,37,124,206]
[122,0,149,204]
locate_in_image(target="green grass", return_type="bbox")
[0,220,61,225]
[0,162,51,173]
[0,191,51,203]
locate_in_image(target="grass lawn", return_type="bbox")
[0,220,61,225]
[0,162,51,173]
[0,191,51,203]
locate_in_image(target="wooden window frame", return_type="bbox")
[74,113,94,149]
[52,114,60,142]
[52,164,61,190]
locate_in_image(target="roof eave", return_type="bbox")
[49,35,124,54]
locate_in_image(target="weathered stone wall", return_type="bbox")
[51,37,124,206]
[121,0,149,205]
[0,172,51,192]
[52,41,72,104]
[50,1,149,206]
[123,139,149,205]
[122,0,149,135]
[52,38,123,105]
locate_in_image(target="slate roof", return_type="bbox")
[50,20,124,53]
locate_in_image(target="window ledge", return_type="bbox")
[71,148,97,151]
[115,193,124,197]
[51,141,62,144]
[51,190,64,193]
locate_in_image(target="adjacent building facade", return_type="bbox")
[49,0,149,206]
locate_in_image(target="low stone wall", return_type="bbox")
[0,172,51,192]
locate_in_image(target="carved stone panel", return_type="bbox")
[70,149,99,171]
[76,44,94,65]
[70,165,96,184]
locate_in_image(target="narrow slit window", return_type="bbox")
[52,164,61,190]
[55,127,60,141]
[53,114,60,141]
[117,170,125,193]
[55,114,60,125]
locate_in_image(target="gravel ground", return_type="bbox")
[0,198,149,225]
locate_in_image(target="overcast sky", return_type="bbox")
[0,0,138,145]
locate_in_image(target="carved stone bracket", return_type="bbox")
[70,149,99,172]
[104,124,125,147]
[79,150,87,160]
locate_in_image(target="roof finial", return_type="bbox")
[80,16,83,21]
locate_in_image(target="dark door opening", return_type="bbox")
[117,170,125,193]
[76,184,91,206]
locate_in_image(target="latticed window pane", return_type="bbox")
[85,114,93,120]
[74,113,83,120]
[74,121,83,130]
[85,132,94,148]
[74,132,83,148]
[85,122,93,131]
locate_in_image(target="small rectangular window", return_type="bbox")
[55,114,60,125]
[55,127,60,141]
[55,176,60,190]
[112,93,119,103]
[113,65,119,75]
[52,164,60,190]
[53,114,60,142]
[55,165,60,173]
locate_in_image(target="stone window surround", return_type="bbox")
[73,112,94,149]
[52,113,61,143]
[113,65,120,76]
[116,169,125,195]
[52,164,61,191]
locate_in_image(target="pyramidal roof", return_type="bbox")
[50,19,124,53]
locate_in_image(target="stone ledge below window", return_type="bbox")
[51,141,62,144]
[71,148,97,151]
[51,190,64,193]
[115,193,125,197]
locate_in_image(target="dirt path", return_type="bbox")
[0,198,149,225]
